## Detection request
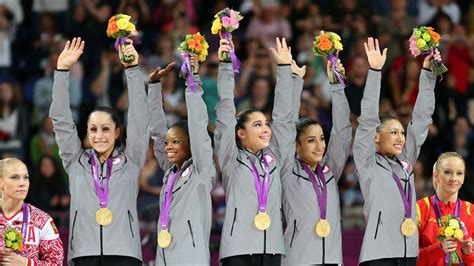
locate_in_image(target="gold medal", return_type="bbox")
[254,212,271,231]
[158,229,172,248]
[315,219,331,238]
[401,218,416,237]
[95,208,113,226]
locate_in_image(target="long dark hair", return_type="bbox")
[235,109,260,148]
[88,106,124,149]
[296,118,322,142]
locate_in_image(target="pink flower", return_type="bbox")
[221,16,231,28]
[221,15,239,31]
[409,35,421,57]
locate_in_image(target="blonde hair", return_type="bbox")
[433,152,465,174]
[0,158,24,178]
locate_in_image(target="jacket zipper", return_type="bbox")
[374,211,381,239]
[289,219,297,247]
[187,220,196,247]
[230,208,237,236]
[70,210,78,250]
[128,210,135,238]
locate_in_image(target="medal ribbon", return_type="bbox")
[392,173,412,219]
[159,167,184,230]
[90,155,113,208]
[249,155,270,213]
[20,203,28,254]
[299,161,328,219]
[431,195,461,266]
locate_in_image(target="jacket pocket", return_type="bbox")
[230,208,237,236]
[187,220,196,247]
[374,211,381,239]
[70,210,78,250]
[127,210,135,238]
[289,219,297,248]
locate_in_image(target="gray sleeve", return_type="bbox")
[49,70,82,172]
[214,62,238,172]
[148,82,171,171]
[69,77,83,109]
[270,65,294,163]
[402,69,436,164]
[292,73,303,123]
[325,84,352,181]
[353,70,381,176]
[124,66,150,168]
[185,74,214,180]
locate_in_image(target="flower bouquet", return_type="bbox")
[178,32,209,92]
[106,14,137,63]
[409,26,448,78]
[437,215,467,265]
[312,31,345,86]
[2,227,23,253]
[211,7,243,72]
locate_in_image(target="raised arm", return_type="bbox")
[214,39,238,171]
[353,37,387,176]
[325,60,351,181]
[402,50,438,164]
[120,40,150,168]
[291,60,305,123]
[186,56,214,177]
[49,37,84,172]
[269,37,295,163]
[148,63,175,171]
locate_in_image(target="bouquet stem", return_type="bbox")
[430,57,448,78]
[120,44,135,63]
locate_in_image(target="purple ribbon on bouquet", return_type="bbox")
[221,32,241,73]
[114,37,127,51]
[180,52,196,93]
[421,49,444,81]
[327,53,345,87]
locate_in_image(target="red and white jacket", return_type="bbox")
[0,203,64,266]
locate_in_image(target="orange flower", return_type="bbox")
[426,27,434,31]
[193,33,204,42]
[107,23,118,36]
[319,34,330,42]
[429,30,440,43]
[195,42,204,52]
[187,39,197,49]
[441,216,449,224]
[317,40,333,51]
[108,16,116,24]
[438,226,445,236]
[18,243,23,252]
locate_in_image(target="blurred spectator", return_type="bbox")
[389,57,421,107]
[29,155,69,212]
[31,0,68,33]
[418,0,461,25]
[200,53,219,129]
[237,76,273,113]
[30,116,61,169]
[160,69,186,126]
[0,79,27,159]
[345,55,368,116]
[137,140,163,216]
[0,3,21,76]
[145,33,182,73]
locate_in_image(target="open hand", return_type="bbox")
[57,37,85,70]
[149,62,176,83]
[364,37,387,70]
[291,60,306,78]
[269,37,292,65]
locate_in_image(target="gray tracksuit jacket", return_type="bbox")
[49,66,149,263]
[215,63,293,259]
[281,75,351,265]
[149,75,215,265]
[354,69,436,263]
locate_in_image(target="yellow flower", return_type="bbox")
[444,226,454,238]
[126,22,135,31]
[331,32,341,41]
[454,229,464,240]
[203,42,209,49]
[449,219,460,229]
[199,53,206,62]
[201,49,208,56]
[416,39,427,49]
[211,19,222,34]
[119,14,131,21]
[117,19,129,30]
[334,41,343,50]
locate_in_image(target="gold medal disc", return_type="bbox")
[95,208,113,226]
[315,219,331,238]
[254,212,271,231]
[157,230,172,248]
[401,218,416,237]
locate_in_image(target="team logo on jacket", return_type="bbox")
[264,154,275,165]
[399,160,412,173]
[181,167,192,179]
[113,156,124,165]
[323,164,331,174]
